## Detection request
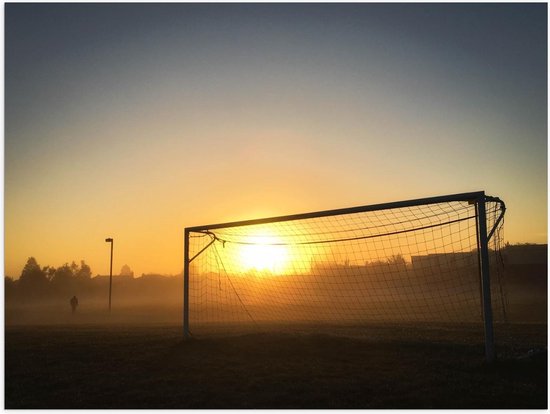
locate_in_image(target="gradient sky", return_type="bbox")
[5,3,547,278]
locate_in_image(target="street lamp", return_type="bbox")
[105,238,113,312]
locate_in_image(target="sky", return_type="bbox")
[5,3,547,278]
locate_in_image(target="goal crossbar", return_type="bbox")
[186,191,502,233]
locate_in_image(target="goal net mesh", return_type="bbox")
[187,198,506,333]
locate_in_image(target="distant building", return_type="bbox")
[502,244,547,265]
[120,264,134,278]
[411,252,477,273]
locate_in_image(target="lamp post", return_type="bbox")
[105,238,113,312]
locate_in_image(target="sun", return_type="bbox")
[238,230,289,274]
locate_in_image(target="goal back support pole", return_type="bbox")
[477,193,495,363]
[183,228,191,339]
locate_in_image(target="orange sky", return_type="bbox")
[5,4,547,278]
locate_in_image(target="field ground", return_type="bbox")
[5,323,547,408]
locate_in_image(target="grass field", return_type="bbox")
[5,323,547,408]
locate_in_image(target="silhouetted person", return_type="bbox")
[70,295,78,314]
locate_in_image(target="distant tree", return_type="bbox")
[387,254,406,266]
[42,266,56,281]
[50,263,78,297]
[20,257,41,278]
[51,263,74,284]
[366,260,387,267]
[75,260,92,280]
[5,276,16,299]
[388,254,406,264]
[18,257,48,296]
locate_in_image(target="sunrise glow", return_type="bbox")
[239,232,290,274]
[238,231,290,274]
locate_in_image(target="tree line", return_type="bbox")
[5,257,181,305]
[6,257,94,300]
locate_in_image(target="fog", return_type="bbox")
[5,274,183,326]
[5,244,546,327]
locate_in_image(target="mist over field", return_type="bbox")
[5,244,546,327]
[6,271,183,325]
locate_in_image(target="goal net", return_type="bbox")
[184,192,506,336]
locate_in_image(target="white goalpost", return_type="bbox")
[183,191,506,362]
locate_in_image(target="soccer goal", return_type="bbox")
[183,191,506,361]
